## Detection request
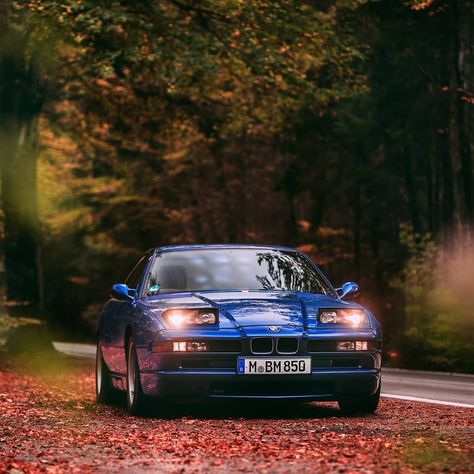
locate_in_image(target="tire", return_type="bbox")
[126,338,148,416]
[96,343,116,404]
[338,384,381,415]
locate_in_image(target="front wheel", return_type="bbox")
[338,384,381,415]
[126,338,148,416]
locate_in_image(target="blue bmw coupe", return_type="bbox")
[96,244,382,415]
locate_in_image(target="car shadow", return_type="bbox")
[142,399,343,420]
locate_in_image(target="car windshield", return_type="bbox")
[144,248,334,296]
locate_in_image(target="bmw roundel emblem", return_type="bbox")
[268,326,280,332]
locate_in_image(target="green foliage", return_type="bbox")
[392,225,474,373]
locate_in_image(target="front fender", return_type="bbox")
[132,302,165,348]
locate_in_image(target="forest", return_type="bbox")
[0,0,473,372]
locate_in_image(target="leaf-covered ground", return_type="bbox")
[0,354,472,473]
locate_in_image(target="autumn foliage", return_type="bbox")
[0,1,473,370]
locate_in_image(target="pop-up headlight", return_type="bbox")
[162,308,218,328]
[318,309,368,328]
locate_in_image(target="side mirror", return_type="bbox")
[110,283,134,301]
[337,281,360,299]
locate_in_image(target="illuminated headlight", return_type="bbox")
[337,341,368,351]
[163,308,218,328]
[173,341,208,352]
[318,309,368,327]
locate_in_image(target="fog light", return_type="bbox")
[172,341,209,352]
[187,342,208,352]
[337,341,355,351]
[337,341,368,351]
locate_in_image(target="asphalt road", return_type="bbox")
[53,342,474,408]
[382,368,474,407]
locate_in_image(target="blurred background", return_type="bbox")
[0,0,472,372]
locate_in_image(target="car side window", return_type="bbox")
[142,257,161,296]
[125,256,149,291]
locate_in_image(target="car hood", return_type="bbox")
[142,290,361,328]
[198,292,306,327]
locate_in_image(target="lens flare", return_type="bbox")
[346,312,362,327]
[167,311,186,327]
[319,309,366,327]
[163,308,218,327]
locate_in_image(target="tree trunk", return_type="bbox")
[453,0,474,224]
[353,148,363,282]
[437,129,454,237]
[426,143,434,234]
[0,27,43,307]
[433,135,441,236]
[0,120,40,304]
[403,146,423,234]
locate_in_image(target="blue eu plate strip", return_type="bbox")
[237,358,245,374]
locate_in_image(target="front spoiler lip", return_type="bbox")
[142,368,381,375]
[138,369,381,399]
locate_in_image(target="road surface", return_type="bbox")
[53,342,474,408]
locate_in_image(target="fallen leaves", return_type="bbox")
[0,355,473,474]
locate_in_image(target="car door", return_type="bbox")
[120,251,155,341]
[101,253,152,374]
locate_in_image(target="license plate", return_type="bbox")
[237,357,311,375]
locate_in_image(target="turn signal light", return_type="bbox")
[150,341,173,352]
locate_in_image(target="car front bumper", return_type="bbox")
[140,369,380,400]
[137,350,381,400]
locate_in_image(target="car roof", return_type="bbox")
[154,244,299,254]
